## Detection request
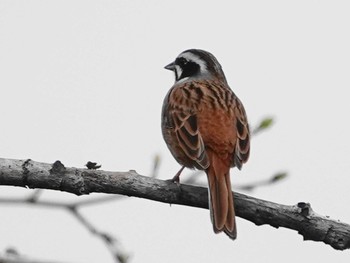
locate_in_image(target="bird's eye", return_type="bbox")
[177,57,188,66]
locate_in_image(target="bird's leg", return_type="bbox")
[168,166,185,184]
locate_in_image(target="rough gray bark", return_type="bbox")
[0,158,349,250]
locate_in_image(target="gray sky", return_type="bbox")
[0,0,349,262]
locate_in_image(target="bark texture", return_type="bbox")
[0,158,349,250]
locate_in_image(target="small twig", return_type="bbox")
[235,172,288,191]
[67,207,128,263]
[0,192,129,263]
[25,189,43,203]
[0,197,67,209]
[150,155,160,178]
[0,247,73,263]
[177,170,287,191]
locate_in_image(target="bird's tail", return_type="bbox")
[206,153,236,240]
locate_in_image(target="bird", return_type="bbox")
[161,49,250,239]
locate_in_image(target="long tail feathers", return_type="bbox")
[207,157,237,240]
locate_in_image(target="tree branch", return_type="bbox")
[0,192,129,263]
[0,158,349,251]
[0,247,71,263]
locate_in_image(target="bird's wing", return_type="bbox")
[171,110,209,169]
[233,97,250,169]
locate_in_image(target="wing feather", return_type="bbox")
[172,112,209,169]
[233,98,250,169]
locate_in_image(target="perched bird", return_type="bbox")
[161,49,250,239]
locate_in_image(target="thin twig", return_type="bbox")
[0,190,129,263]
[68,208,128,263]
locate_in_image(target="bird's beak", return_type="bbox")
[164,61,175,71]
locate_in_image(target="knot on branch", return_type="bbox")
[297,202,313,218]
[21,159,32,187]
[50,160,66,175]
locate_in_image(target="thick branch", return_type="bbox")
[0,158,349,250]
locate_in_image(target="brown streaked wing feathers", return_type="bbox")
[171,112,209,169]
[233,97,250,169]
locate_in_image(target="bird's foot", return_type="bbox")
[166,166,185,187]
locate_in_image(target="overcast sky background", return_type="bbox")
[1,0,349,262]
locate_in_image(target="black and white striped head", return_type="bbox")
[165,49,228,84]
